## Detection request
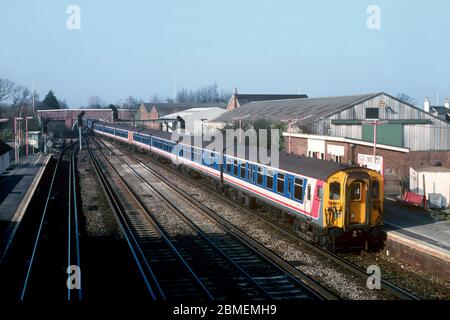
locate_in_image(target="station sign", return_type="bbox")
[357,153,384,176]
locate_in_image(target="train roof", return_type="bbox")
[93,121,352,180]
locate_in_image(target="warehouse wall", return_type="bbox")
[325,93,450,151]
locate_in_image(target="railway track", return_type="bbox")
[0,142,83,301]
[86,137,213,301]
[90,136,338,300]
[100,137,421,301]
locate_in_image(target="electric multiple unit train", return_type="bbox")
[87,120,384,250]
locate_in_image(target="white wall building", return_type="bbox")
[160,107,227,135]
[0,140,12,176]
[410,166,450,209]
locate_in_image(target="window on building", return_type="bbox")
[257,167,263,185]
[293,178,304,201]
[277,173,285,193]
[329,182,341,200]
[331,155,342,163]
[266,170,274,190]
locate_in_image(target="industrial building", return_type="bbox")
[136,102,225,129]
[214,92,450,196]
[160,107,226,135]
[226,90,307,111]
[215,92,450,151]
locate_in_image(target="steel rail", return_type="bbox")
[95,137,338,300]
[86,137,214,300]
[20,143,75,301]
[105,137,421,300]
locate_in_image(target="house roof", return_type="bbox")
[0,140,12,156]
[431,106,450,122]
[142,103,226,117]
[234,94,308,106]
[215,93,377,122]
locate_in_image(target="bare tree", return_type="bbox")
[397,93,417,106]
[175,83,231,104]
[10,86,31,108]
[87,95,104,109]
[122,96,142,109]
[0,78,15,102]
[149,94,161,103]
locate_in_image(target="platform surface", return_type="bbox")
[384,199,450,254]
[0,153,45,238]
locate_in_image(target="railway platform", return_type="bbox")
[383,199,450,280]
[0,153,51,259]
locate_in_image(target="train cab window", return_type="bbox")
[257,167,263,185]
[233,160,238,176]
[266,170,274,190]
[240,162,246,178]
[350,183,362,201]
[329,182,341,200]
[277,173,285,193]
[372,181,380,198]
[293,178,304,201]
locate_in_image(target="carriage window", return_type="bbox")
[372,181,380,198]
[351,183,362,201]
[293,178,304,201]
[233,160,238,176]
[277,173,285,193]
[257,167,263,185]
[329,183,341,200]
[240,163,246,178]
[226,159,231,173]
[266,170,274,190]
[248,165,254,182]
[307,184,311,201]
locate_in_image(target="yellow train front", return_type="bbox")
[321,168,384,250]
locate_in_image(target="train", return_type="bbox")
[86,119,384,250]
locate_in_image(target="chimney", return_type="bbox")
[424,97,430,112]
[445,98,450,109]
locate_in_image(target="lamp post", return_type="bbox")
[362,120,387,156]
[25,116,33,159]
[280,118,300,154]
[14,117,23,165]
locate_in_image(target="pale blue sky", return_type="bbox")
[0,0,449,107]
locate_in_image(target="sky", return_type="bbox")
[0,0,449,107]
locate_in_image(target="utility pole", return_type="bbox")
[25,116,33,159]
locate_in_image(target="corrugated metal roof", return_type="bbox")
[235,94,308,106]
[215,93,378,122]
[142,103,226,116]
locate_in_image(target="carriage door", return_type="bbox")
[346,175,370,227]
[285,175,294,198]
